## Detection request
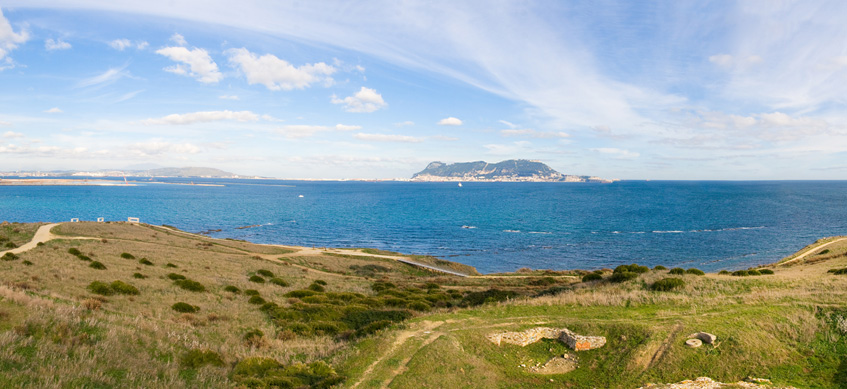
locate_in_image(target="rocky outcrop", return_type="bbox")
[487,327,606,351]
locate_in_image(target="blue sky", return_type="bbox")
[2,1,847,179]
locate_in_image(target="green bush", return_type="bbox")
[174,279,205,292]
[88,281,114,296]
[668,268,685,275]
[371,281,396,292]
[685,268,705,276]
[77,255,92,262]
[110,281,139,295]
[819,249,831,255]
[256,269,274,278]
[284,290,317,298]
[582,273,603,282]
[132,273,147,279]
[614,264,649,274]
[307,283,326,292]
[269,278,289,287]
[89,261,107,270]
[4,242,16,249]
[139,258,153,266]
[732,270,749,277]
[224,285,241,293]
[407,301,432,312]
[248,295,267,305]
[609,271,638,283]
[759,269,774,275]
[171,302,199,313]
[231,357,280,380]
[311,322,341,336]
[313,280,327,286]
[747,269,761,276]
[718,270,731,275]
[653,265,667,270]
[248,275,265,283]
[22,260,33,266]
[36,242,44,247]
[651,278,685,291]
[244,289,260,296]
[165,263,178,268]
[831,268,847,275]
[460,289,518,307]
[68,248,81,256]
[167,273,187,280]
[1,252,19,261]
[179,349,224,369]
[529,277,557,286]
[120,253,135,259]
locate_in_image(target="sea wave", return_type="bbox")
[503,230,521,233]
[461,225,477,229]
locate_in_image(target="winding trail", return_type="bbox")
[779,237,847,266]
[0,223,98,256]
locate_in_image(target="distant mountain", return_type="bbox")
[411,160,611,182]
[142,167,239,178]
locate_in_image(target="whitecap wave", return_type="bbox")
[461,225,477,229]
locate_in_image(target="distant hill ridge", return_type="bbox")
[411,159,610,182]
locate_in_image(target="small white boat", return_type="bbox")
[298,195,304,198]
[458,182,463,187]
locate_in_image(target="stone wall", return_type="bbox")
[487,327,605,351]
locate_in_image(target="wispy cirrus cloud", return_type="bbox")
[77,66,130,88]
[354,133,423,143]
[141,110,259,125]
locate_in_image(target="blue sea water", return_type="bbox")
[2,178,846,273]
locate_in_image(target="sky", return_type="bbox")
[1,1,847,180]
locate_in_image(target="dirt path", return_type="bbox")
[779,237,847,266]
[0,223,98,256]
[350,320,444,388]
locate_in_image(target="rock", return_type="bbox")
[685,339,703,348]
[694,332,717,344]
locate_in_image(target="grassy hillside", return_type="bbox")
[1,222,846,388]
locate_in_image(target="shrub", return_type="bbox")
[248,296,267,305]
[669,268,685,275]
[172,302,199,313]
[651,278,686,291]
[244,289,260,296]
[718,270,731,275]
[77,255,92,262]
[460,289,519,307]
[89,261,107,270]
[120,253,135,259]
[256,269,274,278]
[1,252,19,261]
[132,273,147,279]
[22,260,33,266]
[355,320,394,338]
[747,269,761,276]
[308,283,326,292]
[759,269,774,275]
[109,280,139,295]
[285,290,316,298]
[36,242,44,247]
[179,349,224,369]
[653,265,667,270]
[167,273,187,280]
[88,281,114,296]
[174,279,205,292]
[614,263,649,274]
[4,242,16,248]
[68,248,82,256]
[819,249,831,255]
[582,273,603,282]
[165,263,178,268]
[832,268,847,275]
[313,280,327,286]
[732,270,749,277]
[269,278,289,287]
[371,282,396,292]
[529,277,557,286]
[609,271,638,283]
[685,268,705,276]
[407,301,431,312]
[139,258,153,266]
[248,275,265,283]
[231,357,280,380]
[224,285,241,293]
[243,329,264,341]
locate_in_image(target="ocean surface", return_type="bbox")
[2,178,846,273]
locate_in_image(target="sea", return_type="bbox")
[2,178,846,274]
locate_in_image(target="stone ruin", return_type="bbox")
[487,327,606,351]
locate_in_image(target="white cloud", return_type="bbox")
[142,110,259,125]
[156,46,223,84]
[136,41,149,50]
[115,89,144,103]
[276,125,329,139]
[129,139,201,157]
[590,148,640,159]
[483,141,532,155]
[3,130,22,138]
[331,87,387,113]
[170,33,187,46]
[44,107,62,114]
[437,117,462,126]
[499,120,517,129]
[500,129,569,138]
[108,39,131,50]
[431,135,459,141]
[335,124,361,131]
[0,121,10,126]
[354,133,423,143]
[77,67,128,88]
[0,8,29,67]
[708,54,733,67]
[394,121,414,127]
[218,95,239,100]
[227,48,336,91]
[44,38,71,51]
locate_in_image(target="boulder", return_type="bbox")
[694,332,717,344]
[685,339,702,348]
